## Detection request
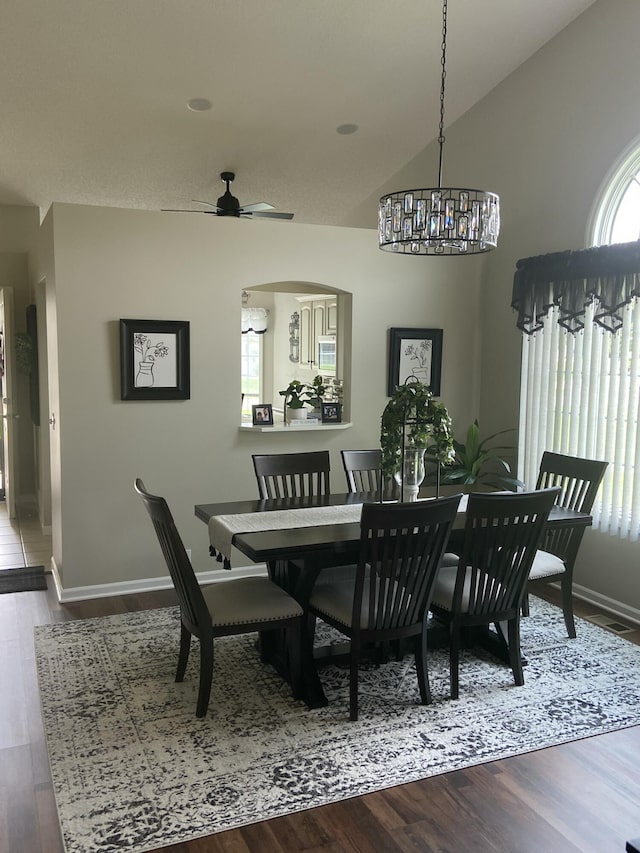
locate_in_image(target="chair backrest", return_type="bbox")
[134,478,211,637]
[535,451,608,512]
[341,449,384,494]
[456,488,560,617]
[353,495,461,634]
[535,451,608,560]
[252,451,330,499]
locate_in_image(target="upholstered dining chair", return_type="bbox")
[524,450,608,638]
[306,495,461,721]
[252,450,330,499]
[430,488,559,700]
[135,478,303,717]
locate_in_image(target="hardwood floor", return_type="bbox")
[1,579,639,853]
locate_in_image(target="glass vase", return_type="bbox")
[394,447,426,502]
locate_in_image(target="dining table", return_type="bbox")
[195,491,592,709]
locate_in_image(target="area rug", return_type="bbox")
[0,565,47,594]
[35,597,640,853]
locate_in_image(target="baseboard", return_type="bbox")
[572,582,640,628]
[52,563,268,603]
[48,565,640,625]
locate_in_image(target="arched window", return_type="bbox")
[518,139,640,540]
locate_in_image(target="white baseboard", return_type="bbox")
[48,564,640,626]
[52,562,268,603]
[572,582,640,627]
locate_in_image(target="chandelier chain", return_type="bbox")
[437,0,448,187]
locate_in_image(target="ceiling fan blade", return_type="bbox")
[192,199,221,210]
[247,210,295,220]
[161,208,217,214]
[238,201,275,213]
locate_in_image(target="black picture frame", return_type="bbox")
[120,319,190,401]
[387,327,443,396]
[252,403,274,426]
[321,402,342,423]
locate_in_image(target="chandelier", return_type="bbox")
[379,0,500,255]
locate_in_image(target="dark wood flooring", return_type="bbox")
[2,582,639,853]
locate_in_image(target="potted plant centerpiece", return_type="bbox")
[279,379,313,422]
[441,419,525,491]
[380,379,455,501]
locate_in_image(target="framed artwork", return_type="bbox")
[120,319,190,401]
[387,327,443,396]
[321,402,342,423]
[252,403,274,426]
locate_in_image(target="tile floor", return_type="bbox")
[0,498,52,570]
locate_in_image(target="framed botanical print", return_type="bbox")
[387,327,443,396]
[120,319,190,400]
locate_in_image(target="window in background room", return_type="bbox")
[241,332,261,422]
[519,139,640,541]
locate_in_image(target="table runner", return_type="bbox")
[208,503,364,567]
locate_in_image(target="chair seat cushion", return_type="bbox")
[431,565,504,613]
[528,549,566,580]
[310,568,389,629]
[202,576,302,627]
[314,564,358,585]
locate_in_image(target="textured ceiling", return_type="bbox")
[0,0,596,227]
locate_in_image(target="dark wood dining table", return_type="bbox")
[195,492,592,708]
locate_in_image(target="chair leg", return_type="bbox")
[349,639,360,721]
[561,574,577,639]
[175,622,191,682]
[521,589,530,617]
[415,629,432,705]
[196,635,214,718]
[507,618,524,686]
[449,625,460,700]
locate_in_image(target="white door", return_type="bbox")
[0,287,18,517]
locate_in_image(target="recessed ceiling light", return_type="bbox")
[336,123,358,135]
[188,98,213,112]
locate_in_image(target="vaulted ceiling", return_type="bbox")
[1,0,596,226]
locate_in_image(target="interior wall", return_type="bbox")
[376,0,640,615]
[39,203,483,593]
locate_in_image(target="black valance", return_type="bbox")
[511,240,640,334]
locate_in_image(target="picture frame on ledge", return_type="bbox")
[321,402,342,424]
[252,404,274,426]
[387,327,443,396]
[120,319,190,401]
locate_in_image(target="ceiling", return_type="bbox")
[1,0,596,227]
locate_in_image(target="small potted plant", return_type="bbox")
[279,379,312,422]
[441,419,525,491]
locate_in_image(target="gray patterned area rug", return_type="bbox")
[35,597,640,853]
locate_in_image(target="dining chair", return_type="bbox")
[524,450,608,638]
[341,449,384,494]
[430,487,559,700]
[306,495,461,721]
[135,478,304,717]
[252,450,330,499]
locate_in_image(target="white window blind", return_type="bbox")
[519,299,640,540]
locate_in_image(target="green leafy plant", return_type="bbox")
[441,419,525,490]
[380,380,455,479]
[279,376,328,411]
[279,379,312,410]
[305,375,327,410]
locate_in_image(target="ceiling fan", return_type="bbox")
[163,171,294,220]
